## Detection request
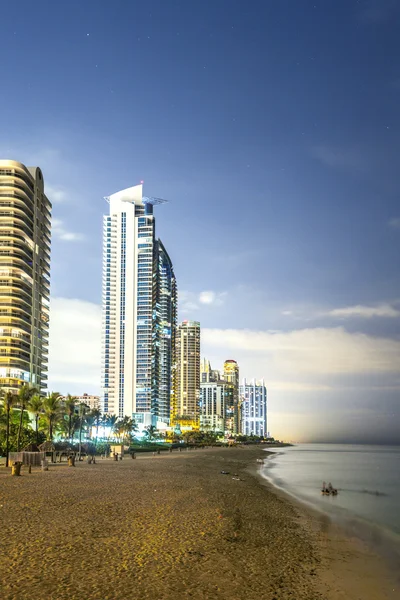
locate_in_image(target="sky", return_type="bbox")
[1,0,399,443]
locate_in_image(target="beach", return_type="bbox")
[0,446,397,600]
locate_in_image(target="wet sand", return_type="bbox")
[0,446,397,599]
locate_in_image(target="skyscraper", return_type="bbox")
[223,359,239,434]
[200,358,234,434]
[200,380,226,432]
[0,160,51,392]
[201,358,220,383]
[153,239,177,423]
[101,184,176,425]
[240,379,267,437]
[172,320,200,428]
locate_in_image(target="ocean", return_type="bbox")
[261,444,400,550]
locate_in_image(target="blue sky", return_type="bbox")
[1,0,399,442]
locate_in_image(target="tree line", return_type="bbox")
[0,386,150,467]
[1,385,274,467]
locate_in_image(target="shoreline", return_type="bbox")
[251,450,399,599]
[0,446,397,599]
[259,448,400,576]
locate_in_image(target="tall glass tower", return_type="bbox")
[223,359,239,434]
[153,240,177,423]
[239,379,267,437]
[172,320,201,428]
[101,184,176,425]
[0,160,51,393]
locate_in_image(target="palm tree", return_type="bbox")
[144,424,158,441]
[64,394,77,440]
[104,414,119,441]
[78,403,89,459]
[1,390,16,467]
[27,394,44,445]
[84,412,95,440]
[183,431,194,445]
[116,416,137,445]
[113,419,125,443]
[91,408,102,443]
[16,385,38,451]
[43,392,62,441]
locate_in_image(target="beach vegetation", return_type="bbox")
[143,424,158,441]
[27,394,44,445]
[15,385,38,452]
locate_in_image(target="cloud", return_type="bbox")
[266,381,332,392]
[52,217,85,242]
[202,326,400,377]
[48,297,101,393]
[181,301,199,313]
[199,290,226,306]
[180,289,226,314]
[311,144,366,172]
[179,290,199,315]
[47,298,400,441]
[388,217,400,230]
[327,303,400,319]
[48,299,400,391]
[45,183,68,203]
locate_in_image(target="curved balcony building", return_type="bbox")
[0,160,51,392]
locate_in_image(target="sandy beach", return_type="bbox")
[0,446,397,600]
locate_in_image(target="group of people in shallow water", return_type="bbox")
[321,481,338,495]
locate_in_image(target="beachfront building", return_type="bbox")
[224,359,239,434]
[172,320,200,429]
[200,358,235,434]
[0,160,51,393]
[101,184,177,427]
[200,379,229,432]
[240,379,267,437]
[201,358,220,383]
[74,394,100,411]
[153,239,177,423]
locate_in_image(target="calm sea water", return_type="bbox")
[261,444,400,541]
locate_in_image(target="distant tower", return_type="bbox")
[223,359,239,434]
[201,358,220,383]
[173,321,200,428]
[101,184,176,425]
[0,161,51,393]
[153,240,177,423]
[200,379,227,432]
[240,379,267,437]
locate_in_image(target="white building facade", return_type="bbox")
[75,394,100,411]
[199,381,226,432]
[101,184,176,425]
[240,379,267,437]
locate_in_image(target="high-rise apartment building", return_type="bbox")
[223,359,239,434]
[240,379,267,437]
[153,239,177,422]
[0,160,51,392]
[200,380,226,432]
[101,184,176,425]
[172,320,200,428]
[200,358,220,383]
[200,358,234,434]
[74,393,100,411]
